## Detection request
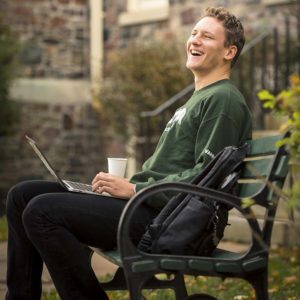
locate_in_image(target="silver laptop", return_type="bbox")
[26,135,106,196]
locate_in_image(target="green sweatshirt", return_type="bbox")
[130,79,252,209]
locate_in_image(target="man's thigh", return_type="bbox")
[6,180,66,221]
[27,192,157,250]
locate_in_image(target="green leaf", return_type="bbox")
[257,90,275,101]
[241,198,255,208]
[262,101,275,109]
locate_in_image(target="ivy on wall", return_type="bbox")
[0,15,20,136]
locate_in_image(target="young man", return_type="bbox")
[5,7,251,300]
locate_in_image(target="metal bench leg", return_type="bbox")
[174,272,188,300]
[127,272,187,300]
[101,267,127,291]
[126,273,149,300]
[247,269,268,300]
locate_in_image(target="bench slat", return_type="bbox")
[238,182,264,198]
[91,247,122,266]
[247,135,282,157]
[241,158,273,179]
[274,155,289,179]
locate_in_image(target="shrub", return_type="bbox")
[98,40,193,139]
[257,74,300,208]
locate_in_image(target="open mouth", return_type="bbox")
[190,50,204,56]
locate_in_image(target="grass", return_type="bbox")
[1,216,299,299]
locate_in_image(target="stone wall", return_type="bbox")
[1,0,90,78]
[2,0,298,77]
[0,0,127,215]
[0,100,126,215]
[2,0,298,78]
[118,0,299,47]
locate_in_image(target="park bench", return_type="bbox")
[91,133,289,300]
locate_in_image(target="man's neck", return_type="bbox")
[194,69,231,91]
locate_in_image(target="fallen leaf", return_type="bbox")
[233,296,248,300]
[268,287,278,293]
[284,275,297,284]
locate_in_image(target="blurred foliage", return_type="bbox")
[98,40,193,139]
[258,74,300,208]
[0,15,20,136]
[0,216,7,241]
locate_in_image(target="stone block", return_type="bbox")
[180,7,195,25]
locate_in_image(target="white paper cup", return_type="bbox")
[107,158,128,177]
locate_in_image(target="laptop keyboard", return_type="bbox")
[64,180,94,192]
[63,180,114,197]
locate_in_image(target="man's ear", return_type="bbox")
[224,45,238,62]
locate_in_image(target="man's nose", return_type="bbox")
[190,34,202,45]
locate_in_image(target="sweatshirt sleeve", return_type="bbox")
[132,114,243,209]
[139,116,241,184]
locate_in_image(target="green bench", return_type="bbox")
[92,134,289,300]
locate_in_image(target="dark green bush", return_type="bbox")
[99,40,193,139]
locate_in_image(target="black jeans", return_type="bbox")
[5,180,158,300]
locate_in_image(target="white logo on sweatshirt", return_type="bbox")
[204,149,215,159]
[165,108,186,131]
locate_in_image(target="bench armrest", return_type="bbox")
[117,182,263,260]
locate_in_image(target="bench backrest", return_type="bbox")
[238,134,289,246]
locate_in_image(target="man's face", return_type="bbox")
[186,16,229,74]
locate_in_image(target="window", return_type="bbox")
[119,0,169,26]
[262,0,293,4]
[128,0,168,12]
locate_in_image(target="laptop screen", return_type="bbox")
[25,135,65,186]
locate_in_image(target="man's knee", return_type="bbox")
[6,181,31,220]
[22,195,53,242]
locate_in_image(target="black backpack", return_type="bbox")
[138,144,248,256]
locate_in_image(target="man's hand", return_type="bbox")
[92,172,135,199]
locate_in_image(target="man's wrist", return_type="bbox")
[132,184,136,194]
